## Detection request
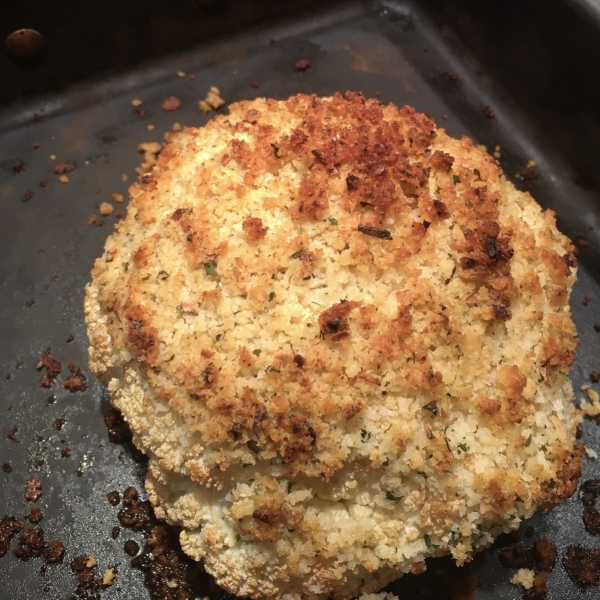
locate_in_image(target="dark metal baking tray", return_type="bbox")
[1,0,600,598]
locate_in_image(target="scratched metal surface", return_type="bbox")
[1,1,599,598]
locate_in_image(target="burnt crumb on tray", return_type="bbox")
[161,96,181,112]
[63,363,87,392]
[562,546,600,586]
[2,463,12,473]
[24,476,42,502]
[36,348,61,387]
[0,516,25,557]
[52,160,77,175]
[13,527,45,560]
[104,408,147,463]
[7,425,20,443]
[581,479,600,535]
[295,59,311,71]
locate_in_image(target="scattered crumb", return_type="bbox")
[189,74,196,80]
[583,294,593,306]
[55,418,65,430]
[483,106,495,118]
[32,141,40,149]
[580,387,600,418]
[510,568,535,589]
[36,349,61,387]
[446,71,458,80]
[519,166,539,181]
[21,189,34,202]
[111,192,124,203]
[177,70,186,77]
[39,179,47,188]
[250,81,260,89]
[25,299,35,307]
[13,160,25,172]
[58,174,70,183]
[591,371,600,383]
[161,96,182,112]
[24,476,42,502]
[66,334,74,343]
[586,447,598,459]
[527,159,537,168]
[49,154,56,160]
[60,448,71,458]
[115,210,123,219]
[63,363,87,392]
[476,144,487,153]
[107,491,120,506]
[99,202,114,216]
[53,160,77,175]
[44,540,65,563]
[103,566,117,586]
[27,506,43,524]
[493,145,501,159]
[172,122,182,132]
[136,142,162,175]
[7,425,19,443]
[441,114,448,120]
[131,99,143,107]
[199,86,225,114]
[86,553,98,568]
[121,174,128,182]
[146,124,155,131]
[295,59,311,71]
[88,214,98,226]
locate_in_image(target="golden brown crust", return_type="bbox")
[85,92,580,599]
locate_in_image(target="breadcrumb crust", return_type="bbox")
[85,92,581,599]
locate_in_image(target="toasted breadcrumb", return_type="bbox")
[86,93,580,600]
[510,568,535,589]
[99,202,114,216]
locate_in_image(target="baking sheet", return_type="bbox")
[1,1,599,598]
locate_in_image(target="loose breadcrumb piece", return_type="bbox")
[112,193,124,203]
[99,202,114,216]
[132,99,143,107]
[58,174,69,183]
[510,568,535,589]
[199,86,225,114]
[103,566,116,586]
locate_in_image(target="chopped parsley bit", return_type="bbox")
[361,429,370,442]
[306,323,313,328]
[328,217,338,225]
[216,334,223,341]
[268,292,276,302]
[449,530,461,544]
[453,175,460,184]
[186,233,194,242]
[176,305,182,313]
[204,261,217,276]
[457,443,469,453]
[287,481,294,493]
[538,374,545,383]
[385,490,402,502]
[247,439,260,453]
[290,249,303,260]
[158,270,169,281]
[384,381,390,387]
[424,534,432,548]
[465,199,473,207]
[252,349,262,356]
[422,401,438,416]
[525,434,532,447]
[417,470,428,479]
[166,354,175,362]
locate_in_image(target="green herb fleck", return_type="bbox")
[176,305,182,313]
[287,481,294,493]
[424,534,432,548]
[386,491,402,503]
[465,199,473,207]
[186,233,194,242]
[253,349,262,356]
[538,374,545,383]
[361,429,370,443]
[525,434,532,447]
[158,270,169,281]
[247,440,260,454]
[457,443,469,453]
[290,249,303,260]
[328,217,338,225]
[268,292,276,302]
[453,175,460,184]
[449,530,461,544]
[306,323,313,328]
[204,261,217,276]
[216,334,223,341]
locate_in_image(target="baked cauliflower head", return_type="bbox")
[86,92,581,599]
